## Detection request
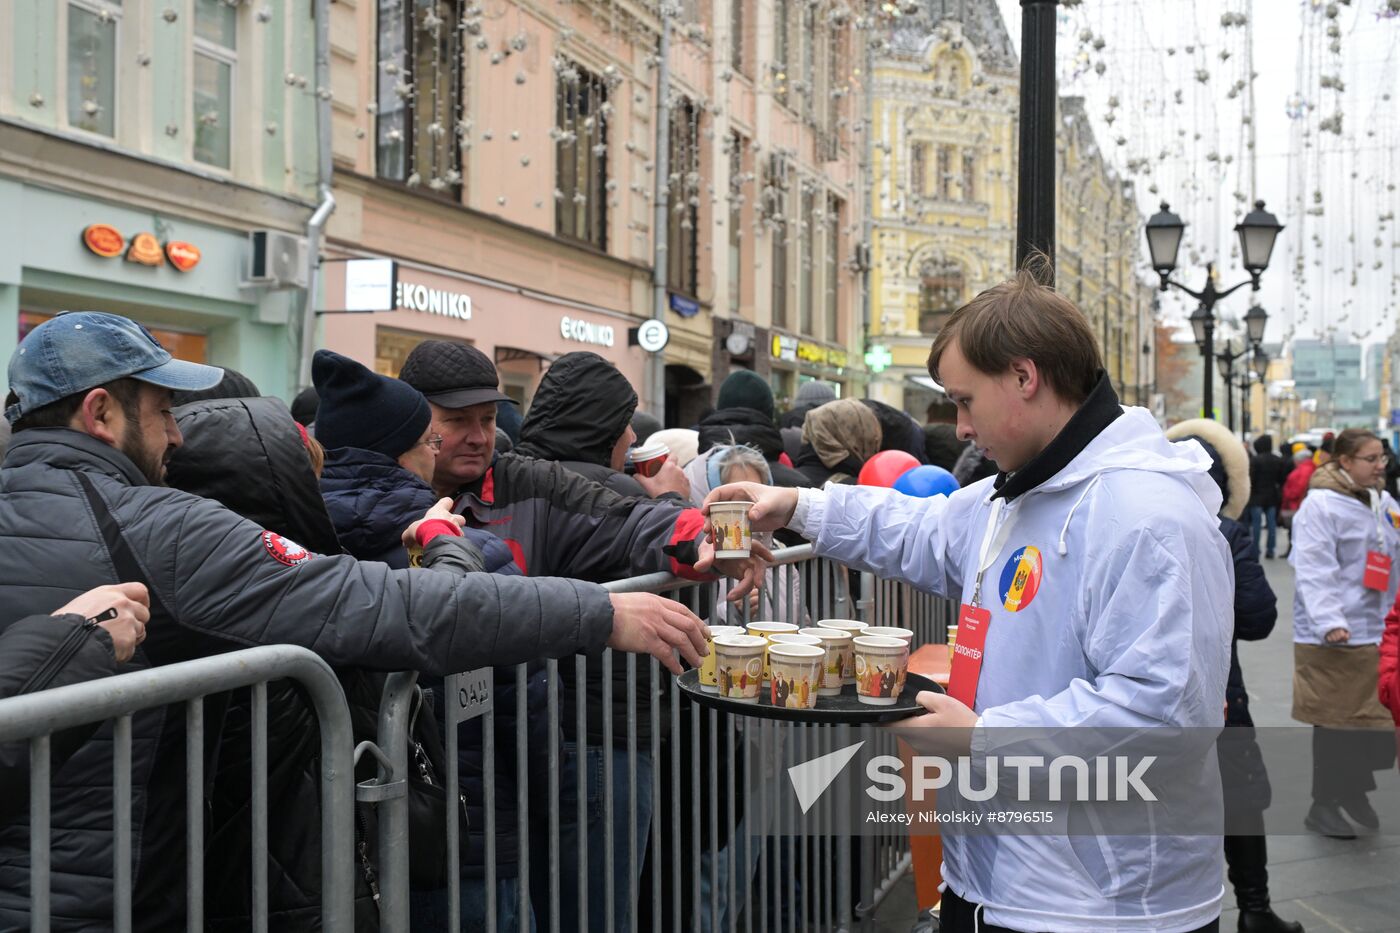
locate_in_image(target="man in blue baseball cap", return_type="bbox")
[0,311,719,929]
[4,311,225,484]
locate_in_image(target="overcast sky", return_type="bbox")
[992,0,1400,349]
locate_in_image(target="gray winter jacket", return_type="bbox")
[0,428,615,931]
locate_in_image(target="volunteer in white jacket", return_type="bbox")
[1289,427,1400,839]
[705,270,1233,933]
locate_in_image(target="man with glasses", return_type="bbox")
[313,349,510,570]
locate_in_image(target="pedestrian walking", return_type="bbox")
[1290,428,1400,839]
[1167,419,1303,933]
[1246,434,1289,558]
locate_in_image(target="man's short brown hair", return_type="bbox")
[927,263,1103,405]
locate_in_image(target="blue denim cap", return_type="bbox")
[5,311,225,423]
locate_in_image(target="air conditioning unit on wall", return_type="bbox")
[247,230,309,289]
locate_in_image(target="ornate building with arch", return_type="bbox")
[866,0,1151,417]
[866,0,1020,416]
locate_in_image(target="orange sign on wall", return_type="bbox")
[126,233,165,267]
[165,241,201,272]
[81,224,202,272]
[82,224,125,258]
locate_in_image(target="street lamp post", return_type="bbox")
[1144,200,1284,421]
[1217,340,1250,433]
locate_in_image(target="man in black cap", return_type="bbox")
[397,339,762,583]
[400,342,766,933]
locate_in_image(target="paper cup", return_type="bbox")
[863,626,914,646]
[628,441,670,478]
[713,634,766,703]
[946,624,958,664]
[800,627,854,696]
[746,621,799,683]
[815,620,869,684]
[699,625,746,693]
[708,501,753,559]
[853,635,910,706]
[768,643,825,709]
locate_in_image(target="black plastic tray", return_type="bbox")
[677,668,943,723]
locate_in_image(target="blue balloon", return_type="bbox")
[893,464,960,498]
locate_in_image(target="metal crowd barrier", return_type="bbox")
[369,545,958,933]
[0,644,357,933]
[1,555,955,932]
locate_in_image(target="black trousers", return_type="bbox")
[1311,725,1396,803]
[939,888,1220,933]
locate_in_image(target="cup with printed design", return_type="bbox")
[946,625,958,664]
[627,440,671,478]
[699,625,746,693]
[800,627,854,696]
[746,621,799,684]
[709,501,753,559]
[712,634,767,703]
[852,635,910,706]
[863,626,914,646]
[768,643,825,710]
[815,619,868,684]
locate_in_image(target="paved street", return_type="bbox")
[872,551,1400,933]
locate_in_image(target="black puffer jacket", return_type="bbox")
[320,448,440,568]
[0,613,122,826]
[862,399,928,463]
[0,426,615,931]
[516,352,637,493]
[169,397,367,931]
[695,407,811,489]
[315,439,544,881]
[513,352,678,747]
[1219,517,1276,727]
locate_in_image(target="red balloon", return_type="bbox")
[857,450,921,487]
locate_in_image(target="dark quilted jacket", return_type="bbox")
[0,427,615,931]
[317,444,544,879]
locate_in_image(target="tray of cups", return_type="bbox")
[675,619,943,724]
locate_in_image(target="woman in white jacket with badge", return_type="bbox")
[1290,427,1400,838]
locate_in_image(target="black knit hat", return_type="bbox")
[311,350,430,459]
[716,369,775,421]
[398,339,515,409]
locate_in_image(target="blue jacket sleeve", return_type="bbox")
[1220,517,1276,641]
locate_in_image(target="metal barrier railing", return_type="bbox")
[2,553,956,932]
[0,644,357,933]
[370,544,958,933]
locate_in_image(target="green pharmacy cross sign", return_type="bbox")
[864,344,893,373]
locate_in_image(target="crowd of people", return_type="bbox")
[1,277,1399,933]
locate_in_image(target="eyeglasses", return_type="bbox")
[1354,453,1391,466]
[422,433,444,452]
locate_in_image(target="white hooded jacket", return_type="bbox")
[1290,483,1400,645]
[792,406,1233,932]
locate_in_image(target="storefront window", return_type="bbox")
[375,326,469,377]
[67,1,119,138]
[19,311,209,364]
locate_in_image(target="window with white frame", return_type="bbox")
[193,0,236,169]
[66,0,120,138]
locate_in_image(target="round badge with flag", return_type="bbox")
[998,545,1043,612]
